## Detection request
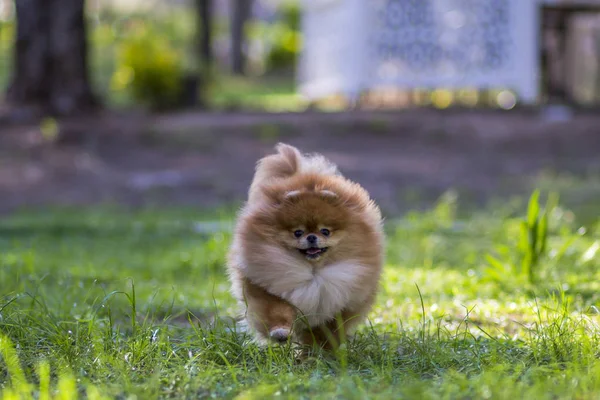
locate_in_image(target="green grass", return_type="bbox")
[0,194,599,399]
[207,75,303,112]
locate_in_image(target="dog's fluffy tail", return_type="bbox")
[248,143,339,203]
[256,143,301,183]
[248,143,300,202]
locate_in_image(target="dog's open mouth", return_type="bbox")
[299,247,328,259]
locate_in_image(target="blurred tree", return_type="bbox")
[197,0,213,71]
[6,0,96,115]
[231,0,252,75]
[193,0,212,107]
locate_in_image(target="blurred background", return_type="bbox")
[2,3,600,398]
[0,0,599,218]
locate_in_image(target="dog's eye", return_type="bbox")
[294,230,304,238]
[320,228,331,237]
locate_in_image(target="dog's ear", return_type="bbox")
[260,185,304,206]
[283,190,303,200]
[318,189,338,199]
[272,188,336,206]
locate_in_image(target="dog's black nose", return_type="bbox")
[307,234,317,244]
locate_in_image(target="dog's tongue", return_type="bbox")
[306,248,321,255]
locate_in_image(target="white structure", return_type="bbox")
[298,0,540,104]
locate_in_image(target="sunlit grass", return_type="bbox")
[207,74,303,112]
[0,194,599,399]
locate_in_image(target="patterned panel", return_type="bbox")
[298,0,539,102]
[373,0,514,83]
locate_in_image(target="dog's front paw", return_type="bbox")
[269,327,291,343]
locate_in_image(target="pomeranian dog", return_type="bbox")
[227,143,384,349]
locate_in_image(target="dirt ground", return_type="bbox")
[1,108,599,216]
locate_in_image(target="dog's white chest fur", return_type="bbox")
[280,261,366,326]
[236,245,370,327]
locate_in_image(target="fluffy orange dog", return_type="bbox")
[227,143,384,349]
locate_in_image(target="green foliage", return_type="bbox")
[519,190,553,283]
[0,197,598,398]
[0,20,13,49]
[264,3,302,72]
[0,20,14,90]
[112,24,185,110]
[484,190,558,286]
[2,5,301,110]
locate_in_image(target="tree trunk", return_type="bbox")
[189,0,213,108]
[231,0,252,75]
[7,0,96,116]
[197,0,213,70]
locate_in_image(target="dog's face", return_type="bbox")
[256,191,351,264]
[282,219,346,262]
